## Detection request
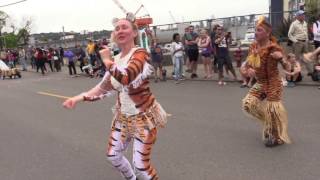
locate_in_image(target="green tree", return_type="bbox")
[3,33,18,48]
[305,0,319,24]
[0,11,9,50]
[17,18,32,46]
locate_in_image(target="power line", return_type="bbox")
[0,0,27,8]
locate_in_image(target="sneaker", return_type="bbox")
[185,69,192,73]
[287,82,295,87]
[240,84,248,88]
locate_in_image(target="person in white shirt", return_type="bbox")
[171,33,184,83]
[313,14,320,49]
[18,47,27,71]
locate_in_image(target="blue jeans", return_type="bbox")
[174,56,183,80]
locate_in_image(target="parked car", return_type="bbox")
[240,31,255,47]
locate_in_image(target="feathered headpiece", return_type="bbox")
[256,16,272,33]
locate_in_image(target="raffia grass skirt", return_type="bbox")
[242,94,291,144]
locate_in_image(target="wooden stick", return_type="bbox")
[37,91,71,99]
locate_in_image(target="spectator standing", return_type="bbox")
[7,50,15,68]
[59,47,65,66]
[150,38,164,82]
[288,10,313,75]
[35,48,45,75]
[53,48,61,72]
[64,50,77,76]
[313,14,320,48]
[184,25,199,78]
[210,24,220,73]
[18,47,27,71]
[182,27,191,72]
[197,29,213,79]
[215,26,237,85]
[46,48,54,72]
[74,45,86,72]
[86,40,96,66]
[171,33,184,84]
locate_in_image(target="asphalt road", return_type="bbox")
[0,70,319,180]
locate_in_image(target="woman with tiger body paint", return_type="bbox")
[242,17,291,147]
[63,15,168,180]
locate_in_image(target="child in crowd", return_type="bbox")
[284,53,302,87]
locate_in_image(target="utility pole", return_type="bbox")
[62,26,66,48]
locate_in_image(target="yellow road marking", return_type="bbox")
[37,91,70,99]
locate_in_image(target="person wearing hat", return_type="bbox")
[288,10,313,75]
[242,17,291,147]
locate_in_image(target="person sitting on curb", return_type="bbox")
[284,53,302,87]
[303,47,320,89]
[239,59,256,88]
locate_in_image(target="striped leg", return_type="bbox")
[106,122,136,180]
[133,128,158,180]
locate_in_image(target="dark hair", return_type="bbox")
[212,24,219,31]
[172,33,180,41]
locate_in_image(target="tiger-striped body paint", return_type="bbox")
[242,41,291,145]
[82,48,167,179]
[107,114,159,180]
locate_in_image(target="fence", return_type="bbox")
[151,11,298,44]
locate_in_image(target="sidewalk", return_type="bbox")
[15,62,319,87]
[159,64,320,87]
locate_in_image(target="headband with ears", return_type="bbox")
[112,12,136,27]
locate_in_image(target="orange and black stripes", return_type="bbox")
[106,49,155,112]
[109,49,149,86]
[133,128,158,179]
[248,42,284,101]
[107,120,159,180]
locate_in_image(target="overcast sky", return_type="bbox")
[1,0,269,33]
